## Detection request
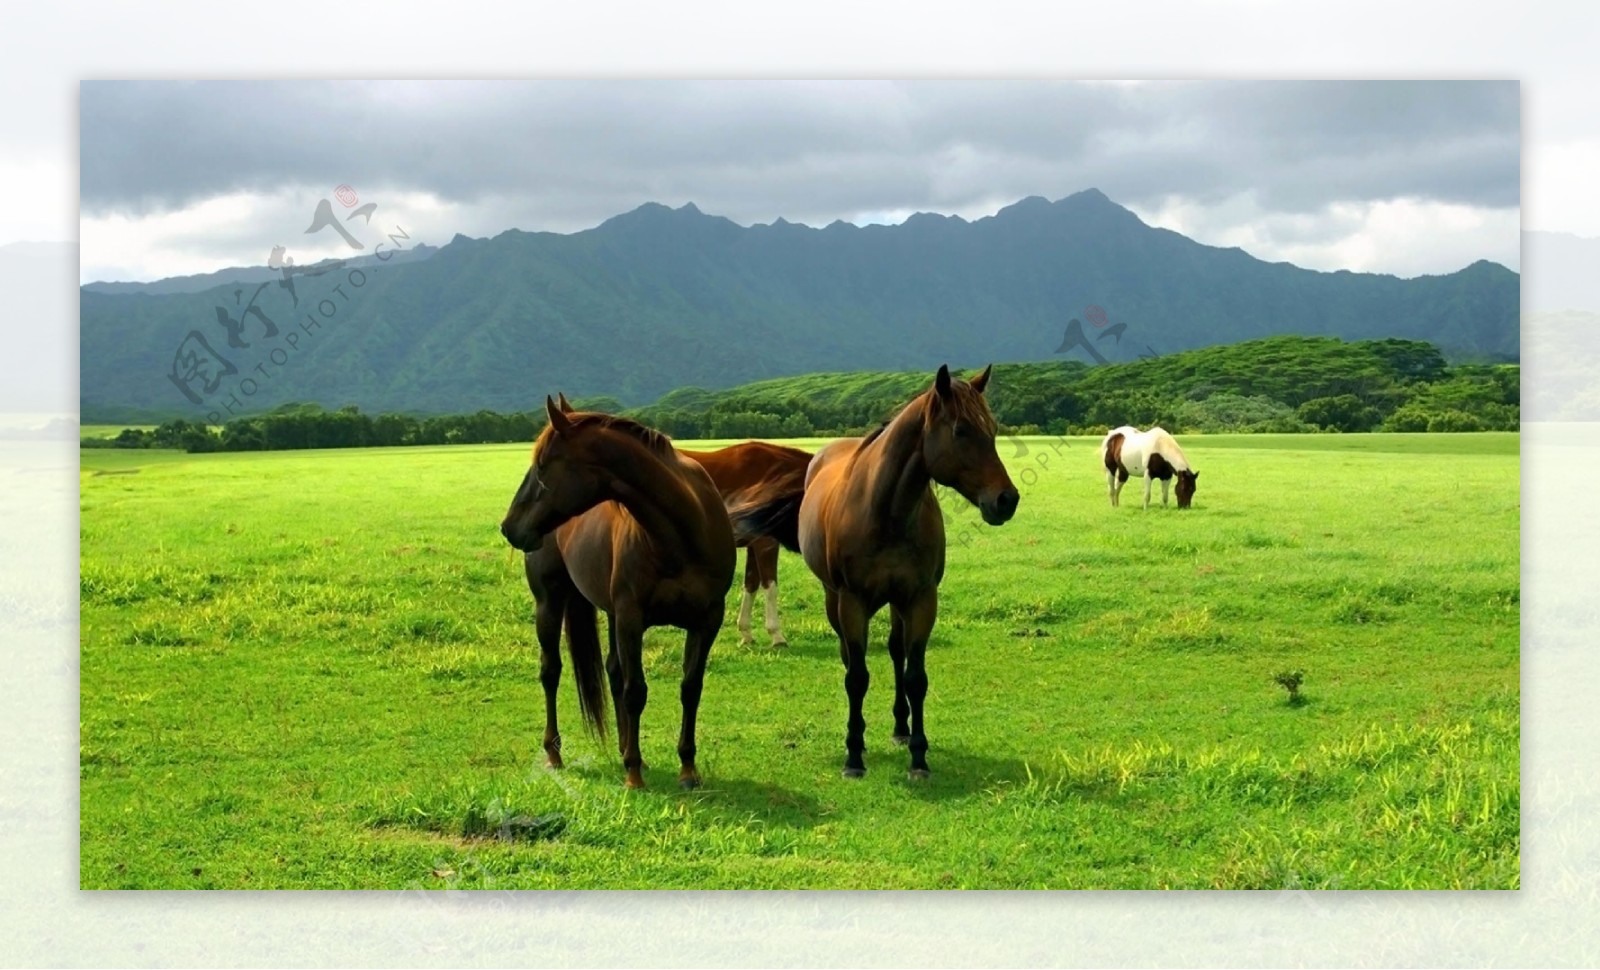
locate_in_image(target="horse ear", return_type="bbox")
[557,392,574,414]
[934,364,953,400]
[546,395,572,435]
[969,364,992,395]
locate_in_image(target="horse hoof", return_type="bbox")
[841,766,866,779]
[545,756,564,770]
[771,638,789,649]
[678,774,702,791]
[891,734,911,747]
[908,768,931,781]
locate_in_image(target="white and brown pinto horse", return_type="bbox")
[1100,426,1199,509]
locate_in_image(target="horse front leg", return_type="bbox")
[676,613,722,789]
[1143,475,1154,510]
[900,588,939,780]
[533,586,567,769]
[833,589,872,778]
[1161,478,1170,507]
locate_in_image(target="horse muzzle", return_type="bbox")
[979,488,1019,525]
[500,517,542,552]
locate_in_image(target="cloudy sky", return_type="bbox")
[73,80,1519,283]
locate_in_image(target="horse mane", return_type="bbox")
[858,377,997,456]
[536,412,676,460]
[944,381,998,436]
[1145,426,1191,472]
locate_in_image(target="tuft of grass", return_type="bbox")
[1274,669,1306,706]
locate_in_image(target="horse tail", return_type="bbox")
[562,597,609,738]
[729,488,804,554]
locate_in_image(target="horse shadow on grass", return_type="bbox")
[788,740,1034,804]
[558,757,827,832]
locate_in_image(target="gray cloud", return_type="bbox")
[81,80,1518,227]
[77,81,1521,281]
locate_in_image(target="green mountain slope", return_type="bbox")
[80,190,1520,418]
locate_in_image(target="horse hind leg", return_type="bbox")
[604,615,628,760]
[611,607,650,789]
[675,614,721,790]
[736,549,759,645]
[754,539,786,647]
[534,586,567,769]
[899,590,939,781]
[832,589,872,778]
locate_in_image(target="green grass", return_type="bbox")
[79,434,1519,889]
[80,424,153,439]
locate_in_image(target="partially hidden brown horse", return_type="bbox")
[679,440,811,648]
[555,394,810,647]
[736,365,1019,780]
[500,398,735,789]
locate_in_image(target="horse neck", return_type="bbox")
[1149,432,1188,471]
[595,434,710,560]
[859,397,933,528]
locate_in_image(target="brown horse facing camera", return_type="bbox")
[737,365,1019,780]
[499,398,735,789]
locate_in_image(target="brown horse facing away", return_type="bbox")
[679,440,811,648]
[500,398,735,789]
[737,365,1019,780]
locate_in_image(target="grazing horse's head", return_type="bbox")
[920,364,1019,526]
[1175,469,1199,509]
[499,396,614,551]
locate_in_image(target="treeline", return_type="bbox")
[83,336,1520,454]
[633,336,1519,438]
[81,405,559,453]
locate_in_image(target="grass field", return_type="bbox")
[79,433,1519,889]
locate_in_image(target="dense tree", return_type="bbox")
[86,335,1519,453]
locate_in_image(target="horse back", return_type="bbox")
[683,441,811,500]
[800,437,856,488]
[557,474,734,624]
[1150,427,1190,472]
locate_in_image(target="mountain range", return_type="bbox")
[76,190,1521,419]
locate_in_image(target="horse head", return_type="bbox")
[500,396,612,550]
[1175,468,1199,509]
[920,364,1019,525]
